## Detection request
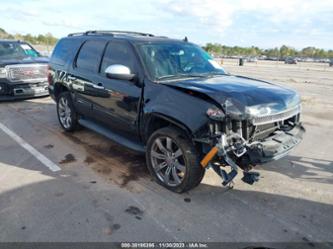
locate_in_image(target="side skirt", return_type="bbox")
[78,118,145,153]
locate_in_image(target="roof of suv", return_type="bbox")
[66,30,186,43]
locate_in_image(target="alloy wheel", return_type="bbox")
[58,97,72,129]
[150,136,186,187]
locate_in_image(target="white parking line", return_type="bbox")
[0,122,61,172]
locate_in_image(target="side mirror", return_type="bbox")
[105,64,135,81]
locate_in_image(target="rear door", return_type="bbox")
[68,39,108,116]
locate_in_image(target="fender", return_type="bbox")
[143,112,192,140]
[141,83,213,141]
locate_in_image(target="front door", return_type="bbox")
[91,40,142,141]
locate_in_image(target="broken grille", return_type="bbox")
[5,64,48,83]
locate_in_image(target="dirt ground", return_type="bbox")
[0,60,332,245]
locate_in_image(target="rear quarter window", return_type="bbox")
[51,38,81,66]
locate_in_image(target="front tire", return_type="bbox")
[146,127,205,193]
[56,92,78,132]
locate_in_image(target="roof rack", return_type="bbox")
[68,30,155,37]
[67,32,86,37]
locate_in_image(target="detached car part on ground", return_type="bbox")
[49,31,305,192]
[0,40,49,100]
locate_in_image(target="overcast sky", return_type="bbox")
[0,0,332,49]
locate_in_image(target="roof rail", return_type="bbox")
[68,30,155,37]
[67,32,86,37]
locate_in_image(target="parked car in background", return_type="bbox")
[330,59,333,67]
[49,31,305,192]
[245,56,258,63]
[0,40,49,100]
[285,57,297,64]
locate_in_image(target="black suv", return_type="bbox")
[0,40,49,100]
[49,31,305,192]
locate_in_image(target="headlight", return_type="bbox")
[245,93,301,118]
[245,104,274,117]
[206,107,225,121]
[245,102,299,118]
[0,68,7,78]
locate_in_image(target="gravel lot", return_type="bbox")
[0,60,332,244]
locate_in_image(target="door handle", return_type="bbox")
[67,75,76,81]
[92,83,105,90]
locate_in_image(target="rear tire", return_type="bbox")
[146,127,205,193]
[56,92,78,132]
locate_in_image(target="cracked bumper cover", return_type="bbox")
[246,123,305,165]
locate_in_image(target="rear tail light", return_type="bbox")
[47,65,53,85]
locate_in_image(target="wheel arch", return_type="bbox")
[143,113,193,144]
[54,83,70,100]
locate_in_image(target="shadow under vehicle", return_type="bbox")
[0,40,49,100]
[48,31,305,193]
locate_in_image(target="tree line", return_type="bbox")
[203,43,333,59]
[0,27,332,58]
[0,27,58,46]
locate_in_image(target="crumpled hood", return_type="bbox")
[163,75,300,116]
[0,57,49,67]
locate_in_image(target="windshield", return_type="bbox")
[138,42,226,81]
[0,42,40,60]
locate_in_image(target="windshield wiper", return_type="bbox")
[197,72,229,76]
[208,72,230,75]
[156,73,209,81]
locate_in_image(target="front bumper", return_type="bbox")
[246,123,305,165]
[0,81,49,101]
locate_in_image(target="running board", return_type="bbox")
[78,118,145,153]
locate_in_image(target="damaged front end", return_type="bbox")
[198,98,305,187]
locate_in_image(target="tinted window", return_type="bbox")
[51,39,80,66]
[0,42,39,60]
[101,41,136,74]
[76,40,106,72]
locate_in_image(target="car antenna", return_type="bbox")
[183,36,188,42]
